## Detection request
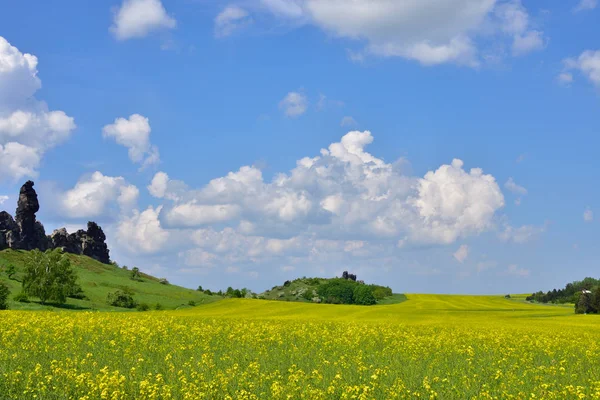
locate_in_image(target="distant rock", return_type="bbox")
[14,181,49,251]
[1,181,111,264]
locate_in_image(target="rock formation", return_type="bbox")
[0,181,111,264]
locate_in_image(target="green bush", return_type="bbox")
[188,300,196,307]
[154,303,163,310]
[317,279,356,304]
[370,285,393,300]
[0,281,10,310]
[136,303,150,311]
[107,288,137,309]
[13,291,29,303]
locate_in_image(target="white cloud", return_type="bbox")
[249,0,545,66]
[281,265,296,272]
[499,223,545,243]
[584,208,594,222]
[116,206,170,254]
[557,72,574,85]
[279,91,308,117]
[504,177,527,195]
[507,264,529,277]
[165,203,242,227]
[511,30,544,56]
[494,0,544,56]
[453,244,469,263]
[102,114,160,168]
[148,171,169,198]
[59,171,139,218]
[0,195,8,205]
[574,0,597,12]
[110,0,176,40]
[340,116,358,128]
[0,142,41,181]
[563,50,600,88]
[157,131,505,252]
[409,158,505,244]
[0,37,76,181]
[215,6,252,37]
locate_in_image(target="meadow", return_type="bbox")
[1,295,600,399]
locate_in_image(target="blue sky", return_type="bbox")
[0,0,598,294]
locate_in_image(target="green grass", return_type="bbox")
[0,249,220,311]
[376,293,408,304]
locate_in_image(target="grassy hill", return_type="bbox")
[0,249,220,311]
[259,276,407,305]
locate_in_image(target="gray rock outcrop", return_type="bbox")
[1,181,111,264]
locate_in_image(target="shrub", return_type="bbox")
[370,285,393,300]
[0,281,10,310]
[283,280,291,287]
[13,291,29,303]
[154,303,163,310]
[197,285,203,292]
[107,288,137,309]
[204,289,213,296]
[159,278,169,285]
[317,279,356,304]
[302,289,314,301]
[353,285,376,305]
[5,264,16,280]
[188,300,196,307]
[68,283,88,300]
[130,267,141,281]
[136,303,150,311]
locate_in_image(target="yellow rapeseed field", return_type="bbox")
[1,295,600,399]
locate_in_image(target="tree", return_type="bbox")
[353,285,376,305]
[0,281,10,310]
[5,264,16,280]
[197,285,203,292]
[575,292,594,314]
[130,267,141,281]
[592,287,600,314]
[22,249,78,305]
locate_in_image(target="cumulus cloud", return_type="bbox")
[563,50,600,88]
[0,195,8,205]
[574,0,597,12]
[148,171,169,198]
[215,6,252,37]
[102,114,160,168]
[57,171,139,218]
[116,206,170,254]
[141,131,507,268]
[0,36,76,181]
[229,0,545,66]
[279,91,308,117]
[453,244,469,263]
[110,0,176,40]
[584,208,594,222]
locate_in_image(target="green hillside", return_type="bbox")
[260,276,406,305]
[0,249,220,311]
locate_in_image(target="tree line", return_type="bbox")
[526,277,600,314]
